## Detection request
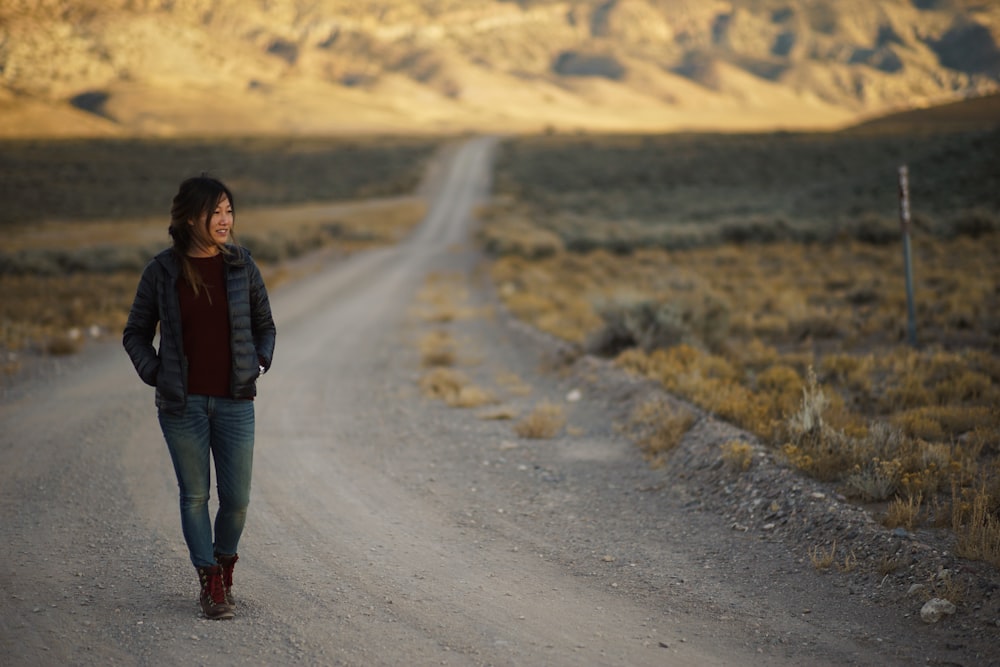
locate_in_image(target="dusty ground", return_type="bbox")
[1,137,998,666]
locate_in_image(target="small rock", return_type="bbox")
[920,598,956,624]
[892,528,910,539]
[566,389,582,402]
[602,555,615,562]
[907,584,926,597]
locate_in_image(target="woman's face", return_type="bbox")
[190,195,233,251]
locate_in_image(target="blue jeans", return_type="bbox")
[158,395,255,568]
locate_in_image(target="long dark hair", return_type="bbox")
[168,175,240,297]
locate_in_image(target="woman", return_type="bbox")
[123,175,276,620]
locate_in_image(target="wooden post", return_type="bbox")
[898,165,917,347]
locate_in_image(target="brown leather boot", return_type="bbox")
[196,565,234,620]
[215,552,239,608]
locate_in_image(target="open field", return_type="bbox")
[0,136,441,355]
[486,117,1000,252]
[0,135,439,227]
[481,116,1000,566]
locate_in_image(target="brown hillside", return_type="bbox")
[1,0,998,136]
[850,91,1000,132]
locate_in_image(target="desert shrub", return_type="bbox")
[419,330,456,367]
[514,402,566,439]
[419,367,466,402]
[449,385,496,408]
[626,398,696,464]
[940,208,1000,239]
[841,214,901,245]
[416,272,472,324]
[845,458,903,501]
[808,541,838,571]
[755,364,804,419]
[0,243,161,276]
[719,218,791,244]
[780,369,860,480]
[0,272,137,351]
[44,330,85,356]
[419,367,494,408]
[488,129,1000,565]
[953,485,1000,568]
[884,493,922,530]
[900,467,948,497]
[493,128,1000,245]
[479,217,564,259]
[586,290,731,356]
[721,439,754,471]
[0,136,440,226]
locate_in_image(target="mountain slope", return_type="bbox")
[1,0,997,136]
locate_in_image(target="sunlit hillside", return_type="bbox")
[1,0,998,136]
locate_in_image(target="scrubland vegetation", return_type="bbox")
[0,136,438,226]
[0,136,438,357]
[481,122,1000,565]
[414,271,573,440]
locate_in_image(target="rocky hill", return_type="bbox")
[1,0,998,136]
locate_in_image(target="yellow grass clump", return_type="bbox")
[625,398,696,466]
[721,439,754,472]
[953,485,1000,568]
[419,368,495,408]
[884,494,923,531]
[419,330,457,368]
[514,402,566,439]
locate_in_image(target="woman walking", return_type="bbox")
[123,175,276,620]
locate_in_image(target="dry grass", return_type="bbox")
[0,273,136,351]
[496,371,533,396]
[721,439,754,472]
[485,128,1000,566]
[477,406,518,421]
[625,398,696,466]
[953,485,1000,568]
[487,232,999,559]
[0,136,439,227]
[884,494,923,531]
[837,549,859,573]
[420,330,457,368]
[490,130,1000,250]
[809,541,837,571]
[877,555,902,576]
[925,569,969,605]
[418,367,495,409]
[1,198,429,355]
[513,402,566,439]
[1,137,436,356]
[413,272,497,410]
[414,272,477,324]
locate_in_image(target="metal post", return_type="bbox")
[898,166,917,347]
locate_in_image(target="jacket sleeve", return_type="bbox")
[122,261,162,387]
[247,257,276,371]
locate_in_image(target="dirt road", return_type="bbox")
[1,137,994,666]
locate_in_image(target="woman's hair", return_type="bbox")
[168,174,240,297]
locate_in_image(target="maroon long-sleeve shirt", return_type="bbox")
[177,254,232,398]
